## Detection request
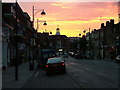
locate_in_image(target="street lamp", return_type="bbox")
[32,6,46,70]
[32,6,46,27]
[83,30,86,35]
[43,21,47,25]
[79,33,81,54]
[79,34,81,37]
[50,31,52,34]
[37,19,47,30]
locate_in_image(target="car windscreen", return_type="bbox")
[47,58,62,64]
[49,53,57,57]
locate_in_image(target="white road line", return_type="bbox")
[35,71,39,77]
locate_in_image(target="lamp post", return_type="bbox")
[37,19,47,30]
[15,0,18,80]
[83,30,86,35]
[32,6,46,27]
[32,6,46,70]
[79,33,81,54]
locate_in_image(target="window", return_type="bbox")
[47,58,61,64]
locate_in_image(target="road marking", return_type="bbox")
[35,71,39,77]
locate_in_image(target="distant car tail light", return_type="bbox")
[45,65,48,67]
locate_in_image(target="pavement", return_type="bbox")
[2,61,38,88]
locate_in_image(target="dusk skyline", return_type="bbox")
[2,1,119,37]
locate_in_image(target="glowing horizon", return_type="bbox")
[18,2,118,37]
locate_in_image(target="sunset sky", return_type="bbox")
[2,0,119,37]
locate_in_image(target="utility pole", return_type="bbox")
[15,0,18,80]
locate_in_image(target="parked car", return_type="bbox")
[63,53,69,58]
[74,53,82,59]
[115,55,120,63]
[45,57,66,75]
[69,52,74,57]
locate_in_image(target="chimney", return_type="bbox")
[101,23,104,28]
[110,19,114,25]
[106,21,109,26]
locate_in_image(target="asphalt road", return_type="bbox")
[23,56,120,88]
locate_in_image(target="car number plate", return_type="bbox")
[52,64,58,66]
